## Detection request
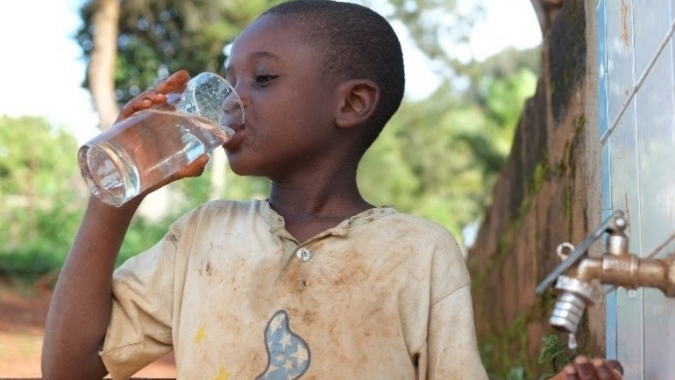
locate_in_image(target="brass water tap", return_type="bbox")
[535,210,675,347]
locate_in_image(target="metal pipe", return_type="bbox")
[576,254,675,297]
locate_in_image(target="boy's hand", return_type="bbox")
[115,69,190,123]
[549,356,623,380]
[114,70,211,193]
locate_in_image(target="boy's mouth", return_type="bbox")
[223,125,245,150]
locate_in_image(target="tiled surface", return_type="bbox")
[599,0,675,378]
[598,2,617,357]
[607,98,645,378]
[635,47,675,257]
[644,288,675,378]
[597,0,609,139]
[605,0,635,125]
[633,0,671,74]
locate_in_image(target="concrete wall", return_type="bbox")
[468,0,605,376]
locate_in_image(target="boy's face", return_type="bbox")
[223,14,342,180]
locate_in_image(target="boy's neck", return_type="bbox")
[268,176,374,243]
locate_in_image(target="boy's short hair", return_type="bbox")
[262,0,405,149]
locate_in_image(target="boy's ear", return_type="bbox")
[334,79,379,129]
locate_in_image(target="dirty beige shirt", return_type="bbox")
[100,200,488,380]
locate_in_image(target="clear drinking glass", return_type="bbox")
[78,72,243,207]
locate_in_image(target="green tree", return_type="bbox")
[367,0,485,79]
[0,116,85,279]
[0,116,182,280]
[76,0,483,105]
[360,50,538,241]
[76,0,283,215]
[77,0,285,104]
[73,0,539,244]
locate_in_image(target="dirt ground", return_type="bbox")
[0,279,177,378]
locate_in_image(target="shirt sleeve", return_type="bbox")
[413,222,488,379]
[426,284,489,380]
[99,221,184,380]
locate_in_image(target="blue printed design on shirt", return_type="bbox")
[255,310,310,380]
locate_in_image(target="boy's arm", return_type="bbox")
[41,196,144,379]
[41,70,202,379]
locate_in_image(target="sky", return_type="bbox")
[0,0,541,145]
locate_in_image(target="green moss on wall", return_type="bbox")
[549,0,586,123]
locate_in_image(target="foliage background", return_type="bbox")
[0,0,537,282]
[0,0,539,377]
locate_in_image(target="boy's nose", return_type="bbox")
[221,91,247,127]
[232,83,250,107]
[222,92,248,113]
[237,94,250,108]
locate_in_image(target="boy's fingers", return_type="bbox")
[126,96,155,112]
[607,360,623,375]
[572,356,595,380]
[552,357,622,380]
[563,364,578,380]
[114,70,189,123]
[154,69,190,94]
[590,358,622,380]
[143,154,210,195]
[169,154,210,181]
[601,359,623,379]
[182,154,210,177]
[116,93,165,122]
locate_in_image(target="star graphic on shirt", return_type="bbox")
[194,324,207,346]
[292,344,309,364]
[269,313,283,332]
[210,364,231,380]
[256,310,311,380]
[280,332,292,349]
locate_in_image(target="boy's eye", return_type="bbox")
[254,74,277,87]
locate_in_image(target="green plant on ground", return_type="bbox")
[537,334,577,379]
[505,366,526,380]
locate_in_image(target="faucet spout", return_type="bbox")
[549,275,600,335]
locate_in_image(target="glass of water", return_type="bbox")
[78,72,244,207]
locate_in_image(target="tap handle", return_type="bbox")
[535,210,626,295]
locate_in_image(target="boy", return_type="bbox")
[42,1,621,379]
